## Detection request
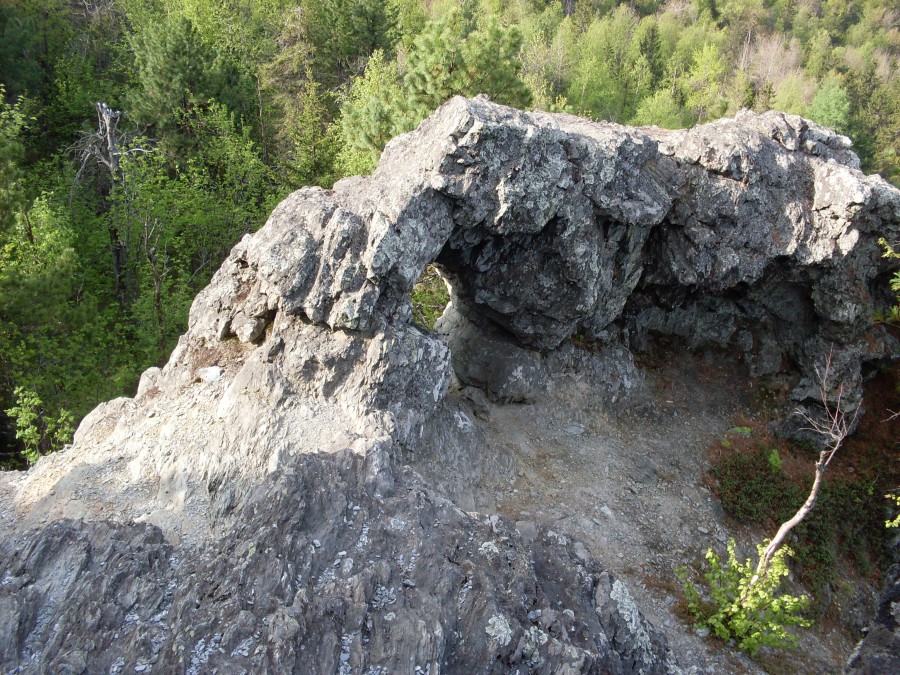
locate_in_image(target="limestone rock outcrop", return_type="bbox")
[0,97,898,673]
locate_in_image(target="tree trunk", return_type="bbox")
[755,450,828,577]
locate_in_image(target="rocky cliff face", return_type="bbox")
[0,97,897,673]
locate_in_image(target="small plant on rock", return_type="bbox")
[766,447,782,473]
[679,539,811,655]
[875,237,900,325]
[886,491,900,529]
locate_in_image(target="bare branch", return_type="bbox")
[68,102,154,195]
[741,346,860,599]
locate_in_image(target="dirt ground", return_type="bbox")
[437,345,880,674]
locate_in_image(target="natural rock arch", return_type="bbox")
[194,96,896,424]
[0,97,897,673]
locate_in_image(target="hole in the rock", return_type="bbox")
[411,264,450,330]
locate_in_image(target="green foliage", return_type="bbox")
[798,479,883,585]
[337,7,531,174]
[679,539,811,655]
[771,72,816,116]
[711,445,888,612]
[767,447,783,474]
[129,15,254,144]
[805,29,835,79]
[886,491,900,529]
[0,0,75,102]
[166,0,291,64]
[0,6,43,99]
[0,100,121,465]
[259,10,337,185]
[806,74,851,133]
[336,50,406,175]
[633,17,665,91]
[5,387,73,465]
[0,89,28,234]
[567,6,641,120]
[411,265,450,330]
[713,446,799,522]
[293,0,401,90]
[684,43,727,122]
[876,238,900,324]
[632,89,688,128]
[105,102,275,356]
[0,193,136,462]
[401,8,532,121]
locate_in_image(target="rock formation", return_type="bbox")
[846,550,900,674]
[0,96,898,673]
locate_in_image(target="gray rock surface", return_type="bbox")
[846,533,900,674]
[0,97,898,673]
[0,453,669,674]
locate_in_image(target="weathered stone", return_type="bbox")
[197,365,223,383]
[0,453,674,674]
[0,97,898,672]
[847,529,900,674]
[437,303,546,402]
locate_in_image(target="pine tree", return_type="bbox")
[402,9,531,122]
[260,9,337,186]
[633,18,665,91]
[129,15,253,146]
[298,0,400,89]
[337,7,532,175]
[336,50,405,175]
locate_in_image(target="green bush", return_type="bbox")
[411,264,450,330]
[791,478,882,588]
[767,447,783,473]
[679,539,811,655]
[711,446,886,613]
[5,387,74,465]
[712,446,801,522]
[876,238,900,325]
[887,492,900,529]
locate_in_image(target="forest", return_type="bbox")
[0,0,898,467]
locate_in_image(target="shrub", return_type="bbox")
[5,387,74,465]
[711,446,800,522]
[679,539,811,655]
[711,445,886,614]
[875,238,899,324]
[887,492,900,529]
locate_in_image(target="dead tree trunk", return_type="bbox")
[72,103,151,307]
[743,349,859,598]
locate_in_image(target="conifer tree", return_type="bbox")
[402,8,531,122]
[297,0,400,89]
[129,15,253,145]
[633,18,665,91]
[338,7,531,174]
